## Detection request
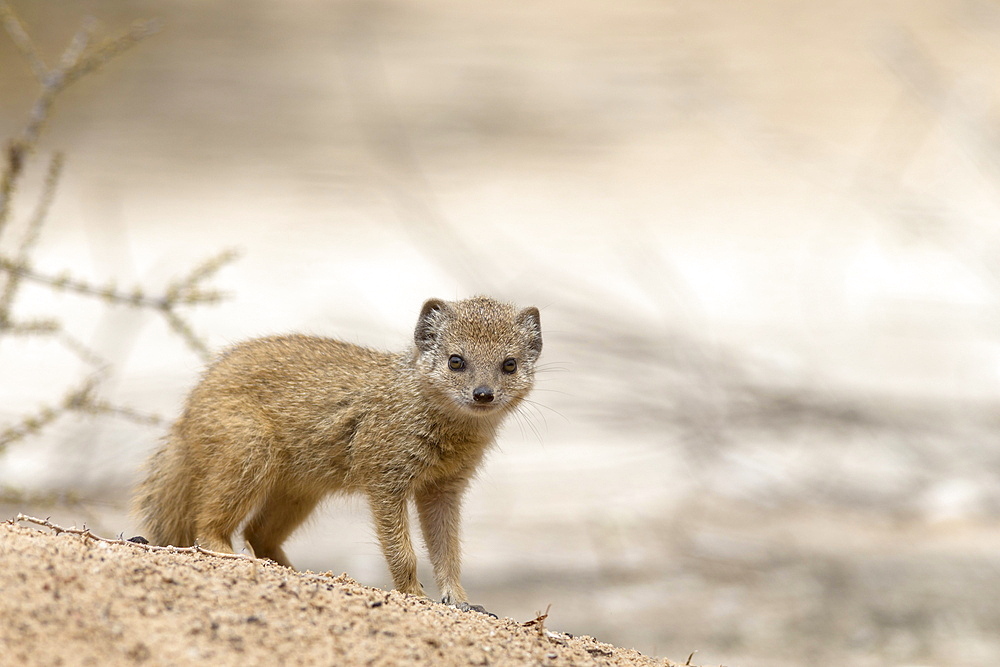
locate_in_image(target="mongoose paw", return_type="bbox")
[453,601,498,618]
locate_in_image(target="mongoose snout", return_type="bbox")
[472,386,495,403]
[132,295,542,611]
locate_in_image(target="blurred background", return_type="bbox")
[3,1,1000,665]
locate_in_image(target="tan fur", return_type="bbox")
[132,296,542,605]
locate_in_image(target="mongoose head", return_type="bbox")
[413,296,542,418]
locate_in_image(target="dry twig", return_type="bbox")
[521,603,552,637]
[10,513,262,564]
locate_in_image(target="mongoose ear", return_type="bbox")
[415,298,450,352]
[518,306,542,359]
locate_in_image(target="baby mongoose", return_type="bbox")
[132,296,542,610]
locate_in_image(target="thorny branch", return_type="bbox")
[10,514,262,563]
[0,248,237,330]
[0,5,237,459]
[0,6,160,229]
[0,152,62,320]
[0,3,46,82]
[0,376,99,449]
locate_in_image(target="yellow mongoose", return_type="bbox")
[132,296,542,609]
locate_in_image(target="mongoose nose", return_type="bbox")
[472,386,495,403]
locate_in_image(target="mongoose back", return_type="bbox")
[132,296,542,608]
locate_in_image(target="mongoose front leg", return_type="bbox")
[368,489,426,598]
[415,480,467,604]
[416,480,493,615]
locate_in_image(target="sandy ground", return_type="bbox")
[0,518,677,667]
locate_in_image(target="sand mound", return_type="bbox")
[0,519,680,666]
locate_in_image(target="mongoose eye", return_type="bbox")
[448,355,466,371]
[502,358,517,374]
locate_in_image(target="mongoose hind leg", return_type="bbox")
[191,446,270,556]
[191,487,245,554]
[243,487,321,568]
[192,517,240,555]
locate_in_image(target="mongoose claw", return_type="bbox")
[454,601,498,618]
